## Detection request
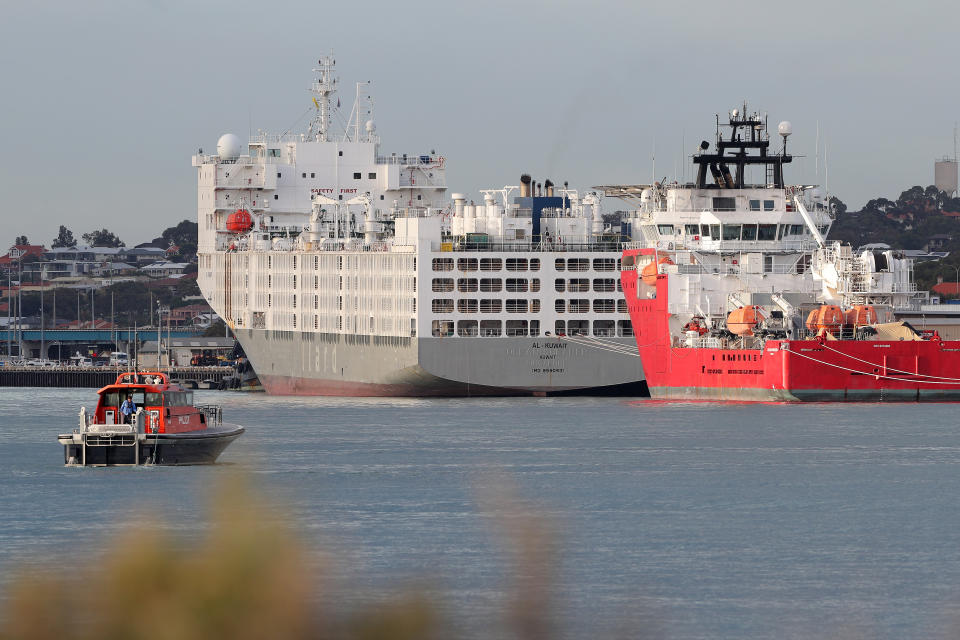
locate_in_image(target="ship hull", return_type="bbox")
[236,328,646,397]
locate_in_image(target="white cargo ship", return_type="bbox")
[194,56,644,395]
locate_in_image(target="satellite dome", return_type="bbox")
[811,187,825,202]
[365,120,376,133]
[777,121,793,137]
[217,133,241,161]
[731,108,740,118]
[640,188,654,202]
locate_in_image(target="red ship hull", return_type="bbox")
[622,248,960,402]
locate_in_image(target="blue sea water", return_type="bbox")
[3,388,960,638]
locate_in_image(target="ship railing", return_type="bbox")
[196,404,223,427]
[376,155,445,166]
[430,241,625,253]
[675,263,807,276]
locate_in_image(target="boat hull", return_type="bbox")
[60,424,245,466]
[237,328,646,397]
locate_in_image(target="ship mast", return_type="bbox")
[308,54,338,142]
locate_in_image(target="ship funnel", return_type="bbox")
[451,192,466,217]
[545,179,554,197]
[520,174,532,197]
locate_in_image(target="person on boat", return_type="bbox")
[120,395,136,424]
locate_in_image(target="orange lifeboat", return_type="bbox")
[226,208,253,233]
[726,305,766,337]
[805,305,845,334]
[641,256,674,285]
[845,305,878,327]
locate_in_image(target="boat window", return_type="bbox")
[700,224,711,238]
[758,224,777,241]
[555,258,565,272]
[791,224,804,235]
[710,224,720,239]
[431,320,454,337]
[145,392,162,406]
[480,320,502,337]
[712,197,736,211]
[741,225,758,241]
[749,200,761,211]
[657,224,675,235]
[103,391,120,408]
[777,224,787,240]
[684,225,700,235]
[722,224,742,241]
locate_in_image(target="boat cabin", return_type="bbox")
[94,372,208,434]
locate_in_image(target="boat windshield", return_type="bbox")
[102,389,163,407]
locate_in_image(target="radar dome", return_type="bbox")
[731,108,740,118]
[810,187,825,202]
[777,121,792,137]
[217,133,242,161]
[365,120,376,133]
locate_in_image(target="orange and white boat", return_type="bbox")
[58,372,244,466]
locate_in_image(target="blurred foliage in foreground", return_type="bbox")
[0,477,559,640]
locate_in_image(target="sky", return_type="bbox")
[2,0,960,251]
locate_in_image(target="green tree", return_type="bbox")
[13,235,28,246]
[82,228,124,247]
[51,225,77,248]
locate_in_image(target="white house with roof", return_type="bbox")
[141,261,189,278]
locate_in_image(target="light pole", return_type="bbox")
[40,270,44,361]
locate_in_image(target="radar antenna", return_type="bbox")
[307,54,338,142]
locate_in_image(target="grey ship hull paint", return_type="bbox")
[235,329,646,396]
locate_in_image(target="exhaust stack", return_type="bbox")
[520,174,532,197]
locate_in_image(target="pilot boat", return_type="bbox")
[58,371,245,465]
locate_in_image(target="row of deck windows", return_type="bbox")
[663,223,807,241]
[554,258,618,272]
[431,278,541,292]
[554,299,625,313]
[430,319,633,337]
[431,299,542,313]
[555,278,621,293]
[431,258,542,272]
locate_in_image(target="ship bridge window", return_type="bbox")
[791,224,804,235]
[657,225,675,235]
[700,224,711,238]
[710,224,720,239]
[742,224,758,241]
[722,224,742,241]
[684,225,700,235]
[758,224,777,241]
[480,320,502,337]
[749,200,761,211]
[353,172,361,179]
[269,149,280,157]
[764,200,775,211]
[712,197,736,211]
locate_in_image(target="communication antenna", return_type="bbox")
[815,121,820,179]
[307,53,338,142]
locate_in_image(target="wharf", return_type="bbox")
[0,366,232,389]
